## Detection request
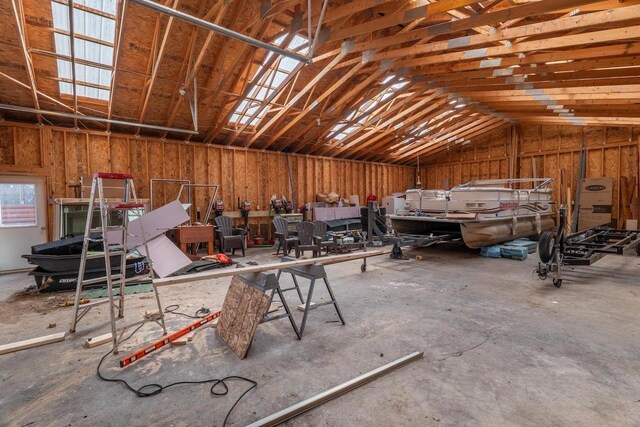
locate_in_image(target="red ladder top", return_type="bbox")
[93,172,134,180]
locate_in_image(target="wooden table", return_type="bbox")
[174,225,215,256]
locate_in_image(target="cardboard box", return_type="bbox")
[578,177,613,230]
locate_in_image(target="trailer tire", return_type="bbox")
[636,244,640,256]
[538,231,556,263]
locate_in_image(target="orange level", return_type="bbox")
[119,310,221,368]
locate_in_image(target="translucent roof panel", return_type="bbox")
[50,0,116,102]
[230,34,308,127]
[327,77,408,142]
[74,0,117,15]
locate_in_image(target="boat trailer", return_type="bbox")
[362,201,463,270]
[535,206,640,287]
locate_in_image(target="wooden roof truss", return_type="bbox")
[0,0,638,164]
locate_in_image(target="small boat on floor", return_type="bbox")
[389,178,555,248]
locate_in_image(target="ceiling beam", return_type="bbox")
[10,0,41,124]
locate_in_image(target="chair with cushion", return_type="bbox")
[295,221,322,258]
[313,220,337,255]
[273,217,297,256]
[214,215,246,256]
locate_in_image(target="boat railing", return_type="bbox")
[454,178,553,190]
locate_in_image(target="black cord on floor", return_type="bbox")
[96,319,256,426]
[164,304,211,319]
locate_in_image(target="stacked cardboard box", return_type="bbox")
[578,177,613,230]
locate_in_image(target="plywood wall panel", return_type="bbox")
[89,134,111,174]
[521,124,539,153]
[607,126,631,144]
[0,126,14,164]
[541,125,560,152]
[14,127,41,167]
[51,131,66,197]
[584,126,605,148]
[64,132,88,188]
[109,136,129,173]
[0,122,415,238]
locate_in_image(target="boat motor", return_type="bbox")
[214,200,224,217]
[239,199,252,229]
[284,199,294,213]
[271,197,285,214]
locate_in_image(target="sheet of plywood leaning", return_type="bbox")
[216,277,271,359]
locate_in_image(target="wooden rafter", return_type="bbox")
[2,0,640,164]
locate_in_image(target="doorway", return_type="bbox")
[0,175,47,272]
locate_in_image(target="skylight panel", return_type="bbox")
[327,77,408,142]
[50,0,117,101]
[230,34,308,127]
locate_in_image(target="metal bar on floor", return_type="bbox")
[246,351,424,427]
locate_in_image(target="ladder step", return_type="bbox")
[81,274,124,286]
[85,251,126,259]
[108,203,144,211]
[85,253,106,259]
[77,298,110,309]
[94,172,133,180]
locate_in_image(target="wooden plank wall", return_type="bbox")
[422,124,640,227]
[0,122,415,240]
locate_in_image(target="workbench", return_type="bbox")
[174,225,215,256]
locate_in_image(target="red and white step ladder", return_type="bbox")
[69,172,166,353]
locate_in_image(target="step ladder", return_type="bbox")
[69,172,166,354]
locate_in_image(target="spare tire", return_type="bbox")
[538,231,556,263]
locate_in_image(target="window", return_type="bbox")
[327,76,408,142]
[0,184,37,227]
[230,34,308,126]
[51,0,117,101]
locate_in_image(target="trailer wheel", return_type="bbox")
[635,244,640,256]
[553,278,562,288]
[538,231,556,263]
[361,263,367,272]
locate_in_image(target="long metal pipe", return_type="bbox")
[68,0,78,128]
[247,352,424,427]
[128,0,312,65]
[0,103,199,134]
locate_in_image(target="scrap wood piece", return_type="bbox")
[216,276,271,359]
[246,351,424,427]
[119,310,221,368]
[0,332,66,356]
[171,331,195,346]
[85,332,113,348]
[267,304,279,314]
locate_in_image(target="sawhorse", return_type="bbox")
[277,257,345,336]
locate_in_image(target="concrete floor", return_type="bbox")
[0,245,639,426]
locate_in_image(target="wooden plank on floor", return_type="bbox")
[85,332,113,348]
[0,333,66,355]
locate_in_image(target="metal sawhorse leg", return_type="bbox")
[275,257,305,304]
[277,257,345,336]
[234,269,301,340]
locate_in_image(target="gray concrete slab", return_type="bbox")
[0,246,639,426]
